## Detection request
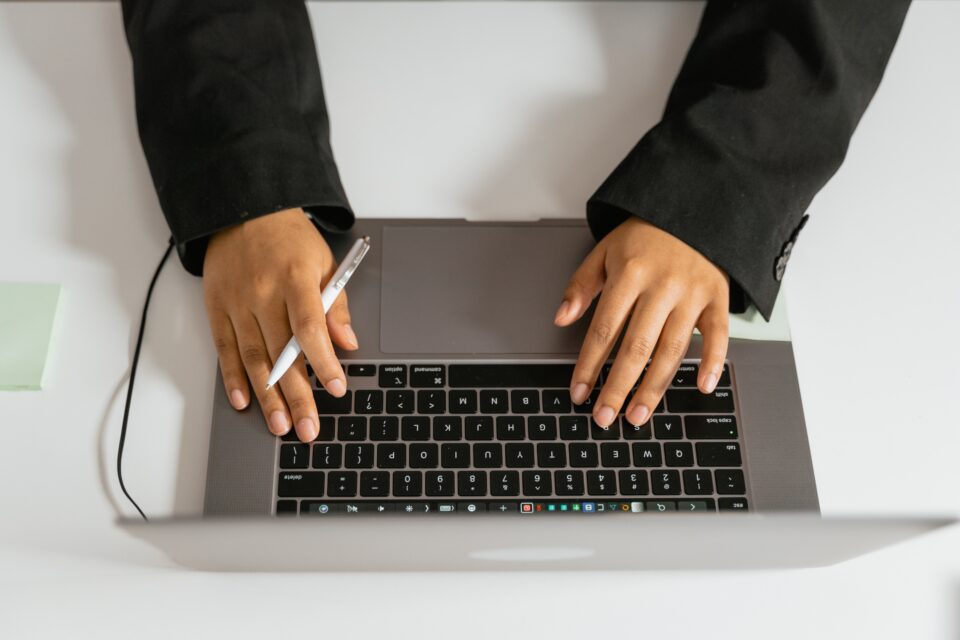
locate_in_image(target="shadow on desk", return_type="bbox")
[0,4,212,518]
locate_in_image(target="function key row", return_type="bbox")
[283,414,738,443]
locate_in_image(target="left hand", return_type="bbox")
[555,217,730,428]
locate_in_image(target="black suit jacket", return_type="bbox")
[121,0,910,320]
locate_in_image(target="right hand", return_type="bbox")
[202,208,358,442]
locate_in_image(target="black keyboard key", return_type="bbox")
[590,418,620,440]
[441,443,470,468]
[409,443,438,468]
[511,390,540,413]
[433,416,462,440]
[479,390,509,414]
[449,390,477,414]
[569,443,599,468]
[621,417,652,440]
[537,443,566,468]
[555,470,585,496]
[379,364,407,388]
[448,364,574,388]
[522,470,552,496]
[600,443,630,467]
[312,443,342,469]
[632,442,662,467]
[425,471,455,497]
[411,364,445,387]
[573,389,600,413]
[393,471,423,497]
[682,470,714,495]
[347,364,376,376]
[465,416,494,440]
[344,443,374,468]
[491,470,520,496]
[542,389,572,413]
[505,443,535,468]
[719,497,749,511]
[327,471,357,497]
[360,471,390,497]
[653,415,683,439]
[618,470,649,495]
[281,430,300,442]
[417,390,446,414]
[667,389,735,413]
[457,471,487,497]
[316,416,336,441]
[276,500,297,516]
[671,363,699,387]
[473,443,503,468]
[278,471,325,498]
[370,416,399,441]
[586,470,617,496]
[559,416,589,440]
[685,416,738,439]
[496,416,525,440]
[401,416,430,440]
[715,469,746,494]
[279,443,309,469]
[314,389,353,414]
[527,416,557,440]
[337,417,367,441]
[385,390,414,414]
[651,470,681,495]
[696,442,742,467]
[376,443,406,468]
[664,442,694,467]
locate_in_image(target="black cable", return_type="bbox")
[117,237,175,521]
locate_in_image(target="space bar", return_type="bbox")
[448,364,574,388]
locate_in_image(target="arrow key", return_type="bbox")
[678,500,710,512]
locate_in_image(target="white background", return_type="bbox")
[1,2,958,638]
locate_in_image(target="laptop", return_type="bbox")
[120,218,954,570]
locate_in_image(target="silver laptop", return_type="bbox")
[121,219,954,570]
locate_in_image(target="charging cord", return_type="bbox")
[117,237,175,521]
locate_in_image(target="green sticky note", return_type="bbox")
[0,283,61,390]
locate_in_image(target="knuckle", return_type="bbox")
[590,321,616,346]
[621,257,646,277]
[212,335,233,355]
[286,394,315,416]
[294,314,329,343]
[239,344,267,367]
[624,335,655,362]
[661,336,689,361]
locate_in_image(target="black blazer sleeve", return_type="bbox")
[120,0,354,276]
[587,0,911,320]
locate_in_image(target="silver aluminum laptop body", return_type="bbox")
[119,219,955,570]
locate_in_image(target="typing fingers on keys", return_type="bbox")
[595,292,673,428]
[233,311,293,438]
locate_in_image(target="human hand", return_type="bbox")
[203,208,358,442]
[555,217,729,428]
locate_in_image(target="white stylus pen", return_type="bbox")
[265,236,371,390]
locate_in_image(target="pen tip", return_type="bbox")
[264,383,273,391]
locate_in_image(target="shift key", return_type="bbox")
[667,389,734,413]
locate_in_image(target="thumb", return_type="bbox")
[554,242,606,326]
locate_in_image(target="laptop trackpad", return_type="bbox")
[380,224,594,354]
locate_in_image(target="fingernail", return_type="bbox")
[327,377,347,397]
[229,389,247,410]
[298,417,318,441]
[343,324,359,349]
[703,372,718,393]
[269,411,290,435]
[627,405,649,426]
[595,405,616,428]
[553,300,570,323]
[571,383,589,404]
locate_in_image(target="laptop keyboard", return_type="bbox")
[274,361,750,516]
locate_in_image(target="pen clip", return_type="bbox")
[335,239,370,289]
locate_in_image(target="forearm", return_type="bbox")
[121,0,353,275]
[588,0,911,319]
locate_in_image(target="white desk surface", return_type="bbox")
[1,2,959,638]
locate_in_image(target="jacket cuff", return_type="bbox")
[161,132,354,276]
